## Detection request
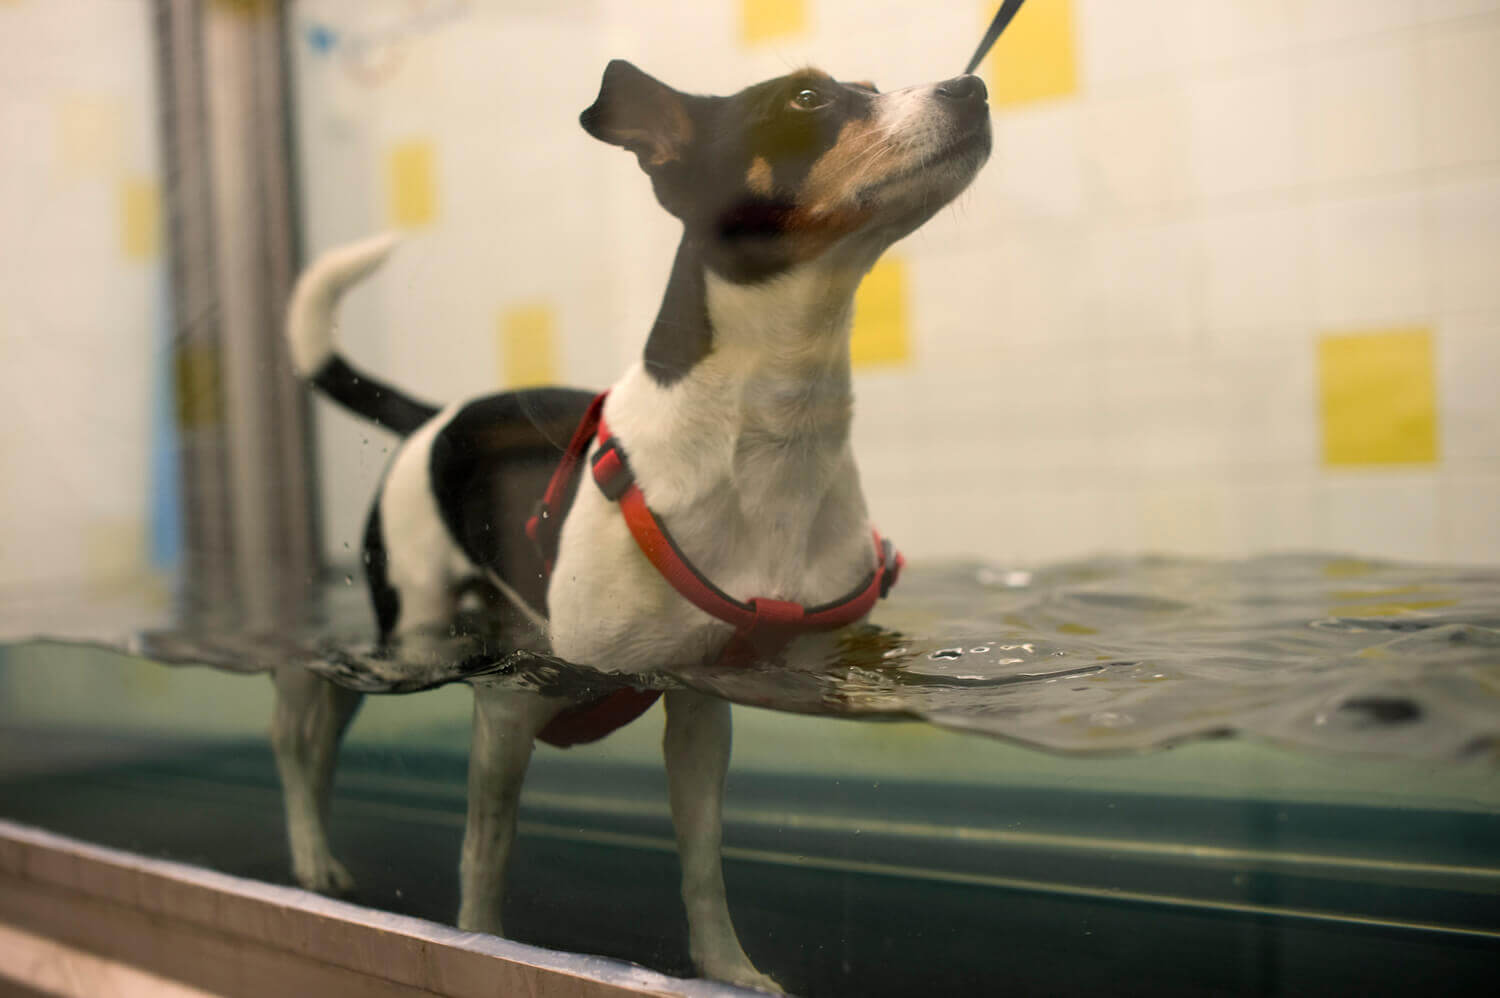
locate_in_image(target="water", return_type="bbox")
[4,553,1498,762]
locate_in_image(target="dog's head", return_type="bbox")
[581,61,991,280]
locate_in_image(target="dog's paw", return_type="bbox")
[294,854,356,896]
[455,906,504,938]
[698,960,784,994]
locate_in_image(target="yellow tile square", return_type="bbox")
[500,303,558,387]
[741,0,805,44]
[119,176,159,260]
[387,139,437,228]
[985,0,1079,108]
[1319,327,1438,466]
[851,256,910,369]
[174,340,223,429]
[211,0,273,15]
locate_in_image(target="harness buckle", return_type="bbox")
[590,438,634,501]
[879,537,902,598]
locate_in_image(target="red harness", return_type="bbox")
[527,391,902,747]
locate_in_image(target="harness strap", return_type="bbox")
[525,392,608,575]
[592,411,902,648]
[526,392,657,749]
[524,391,903,747]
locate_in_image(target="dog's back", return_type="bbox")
[415,387,593,618]
[284,234,592,643]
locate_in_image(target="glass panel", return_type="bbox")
[1,2,1497,996]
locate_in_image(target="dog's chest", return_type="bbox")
[545,368,871,673]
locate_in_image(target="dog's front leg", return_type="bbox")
[456,685,564,935]
[663,689,781,992]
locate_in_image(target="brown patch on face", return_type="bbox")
[746,156,773,195]
[798,116,900,217]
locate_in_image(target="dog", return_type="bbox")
[272,60,991,990]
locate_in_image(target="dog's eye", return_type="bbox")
[789,88,831,111]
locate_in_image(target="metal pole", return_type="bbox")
[152,0,319,629]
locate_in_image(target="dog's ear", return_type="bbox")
[580,60,696,171]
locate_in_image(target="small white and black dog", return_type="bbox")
[274,61,991,990]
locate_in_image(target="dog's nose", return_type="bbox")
[936,74,988,102]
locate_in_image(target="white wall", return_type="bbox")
[2,1,1494,594]
[0,0,163,590]
[291,0,1500,568]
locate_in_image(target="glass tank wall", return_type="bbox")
[1,2,1498,996]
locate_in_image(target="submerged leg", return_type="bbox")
[270,666,364,894]
[456,685,565,935]
[663,689,780,992]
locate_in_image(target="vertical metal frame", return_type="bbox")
[152,0,319,627]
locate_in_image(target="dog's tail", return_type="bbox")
[286,233,440,437]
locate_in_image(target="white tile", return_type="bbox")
[987,104,1087,223]
[1438,470,1500,563]
[1225,477,1326,555]
[1177,0,1295,67]
[1186,64,1303,200]
[1295,38,1421,185]
[1215,333,1321,470]
[1417,0,1500,24]
[1316,473,1442,562]
[1096,356,1233,473]
[884,487,997,561]
[950,412,1105,479]
[1430,176,1500,313]
[930,166,1006,252]
[1199,205,1313,337]
[1138,480,1235,555]
[1418,18,1500,168]
[811,0,977,89]
[914,228,1092,349]
[1309,188,1432,327]
[1434,311,1500,460]
[1074,0,1184,86]
[851,375,922,455]
[903,246,1001,377]
[1082,87,1193,211]
[1293,0,1417,45]
[974,486,1135,563]
[1081,220,1202,349]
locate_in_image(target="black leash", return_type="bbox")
[964,0,1030,75]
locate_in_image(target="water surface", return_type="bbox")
[5,554,1498,760]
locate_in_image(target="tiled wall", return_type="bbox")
[2,1,1496,592]
[0,0,164,588]
[294,0,1500,566]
